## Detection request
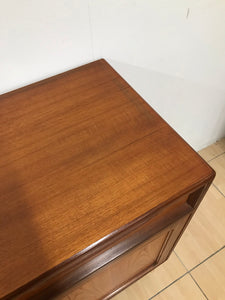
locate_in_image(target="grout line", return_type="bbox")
[148,272,188,299]
[174,251,188,271]
[208,151,225,163]
[175,244,225,274]
[149,246,225,299]
[189,273,209,300]
[189,244,225,273]
[213,183,225,198]
[174,252,208,299]
[88,0,95,60]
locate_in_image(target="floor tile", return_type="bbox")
[150,274,205,300]
[112,252,186,300]
[209,153,225,195]
[175,185,225,269]
[198,138,225,161]
[191,248,225,300]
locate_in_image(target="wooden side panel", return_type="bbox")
[0,59,215,299]
[60,215,190,300]
[3,190,196,300]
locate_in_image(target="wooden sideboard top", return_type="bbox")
[0,59,214,298]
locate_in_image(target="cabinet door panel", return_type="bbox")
[60,214,190,300]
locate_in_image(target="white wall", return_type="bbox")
[0,1,93,93]
[1,0,224,150]
[108,60,225,150]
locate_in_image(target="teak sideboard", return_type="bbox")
[0,59,215,299]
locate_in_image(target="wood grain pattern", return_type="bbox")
[6,188,195,299]
[60,229,169,300]
[0,59,215,298]
[111,253,186,300]
[59,215,190,300]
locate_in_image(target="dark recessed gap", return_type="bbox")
[187,186,205,208]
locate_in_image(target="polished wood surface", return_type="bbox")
[60,215,190,300]
[0,59,215,299]
[113,140,224,300]
[61,225,170,300]
[111,253,187,300]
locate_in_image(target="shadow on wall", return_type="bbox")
[108,59,225,150]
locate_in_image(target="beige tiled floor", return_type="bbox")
[150,275,206,300]
[191,248,225,300]
[198,138,225,162]
[175,185,225,269]
[113,138,225,300]
[210,153,225,196]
